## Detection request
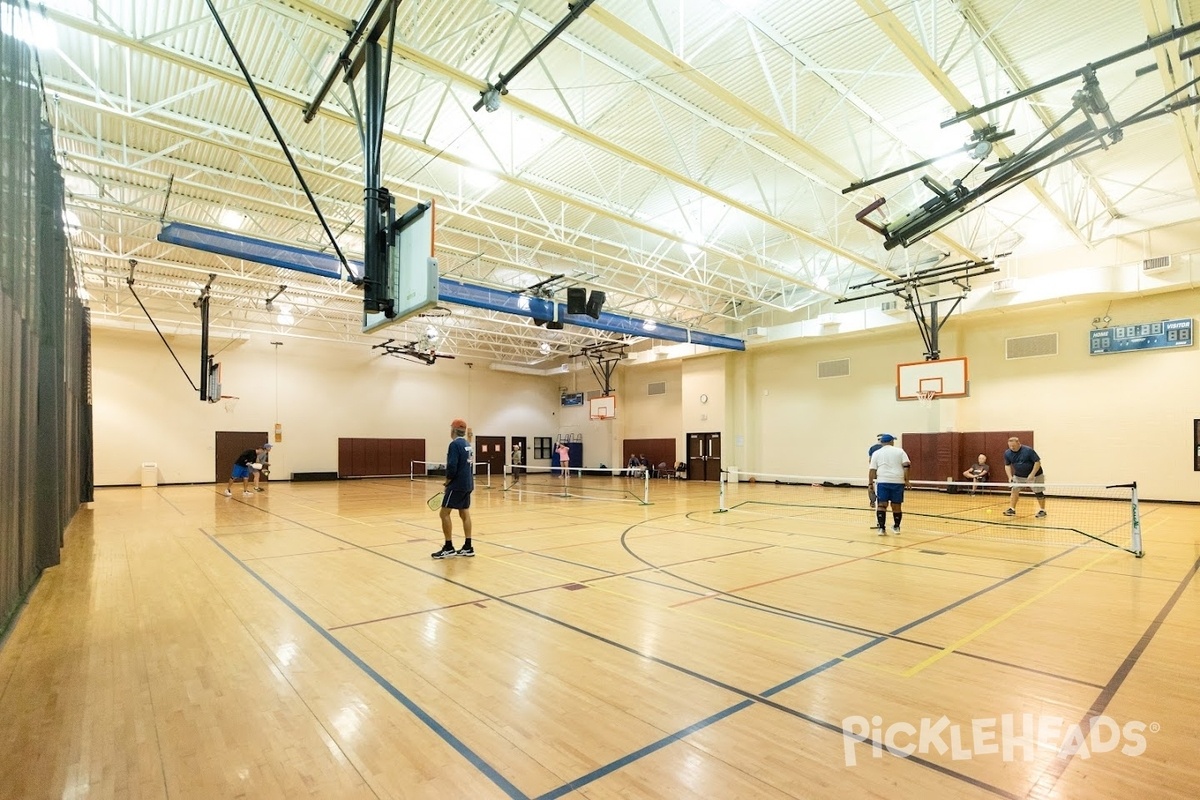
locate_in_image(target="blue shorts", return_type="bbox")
[232,464,252,480]
[442,489,472,510]
[875,483,906,504]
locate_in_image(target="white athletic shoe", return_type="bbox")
[223,489,232,497]
[243,491,254,496]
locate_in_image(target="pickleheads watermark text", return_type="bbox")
[841,714,1155,766]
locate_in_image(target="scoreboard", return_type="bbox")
[1089,318,1193,355]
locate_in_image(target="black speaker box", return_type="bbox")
[585,290,606,319]
[566,287,587,314]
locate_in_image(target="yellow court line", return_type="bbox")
[902,548,1118,678]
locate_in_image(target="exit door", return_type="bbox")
[474,436,506,487]
[687,432,722,482]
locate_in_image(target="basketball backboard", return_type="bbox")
[589,395,616,420]
[897,357,968,400]
[363,199,439,334]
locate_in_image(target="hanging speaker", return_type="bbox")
[566,287,587,315]
[586,290,606,319]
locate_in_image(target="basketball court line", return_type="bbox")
[361,530,1035,798]
[902,549,1120,677]
[201,531,526,800]
[679,520,1024,581]
[667,529,968,608]
[203,497,1087,798]
[902,512,1176,678]
[623,573,1106,690]
[700,505,1061,562]
[1026,555,1200,797]
[220,496,1108,693]
[697,502,1156,576]
[326,596,489,631]
[241,547,350,561]
[761,545,1083,696]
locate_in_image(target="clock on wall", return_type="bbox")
[699,393,709,404]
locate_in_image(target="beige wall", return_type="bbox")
[93,287,1200,500]
[956,291,1200,498]
[734,289,1200,501]
[92,329,560,485]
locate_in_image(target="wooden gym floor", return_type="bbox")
[0,478,1196,799]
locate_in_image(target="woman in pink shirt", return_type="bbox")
[555,441,571,480]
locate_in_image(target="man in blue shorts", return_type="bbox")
[224,445,268,497]
[1003,436,1046,518]
[868,434,911,535]
[432,418,475,559]
[866,434,884,522]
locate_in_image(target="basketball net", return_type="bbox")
[597,411,608,422]
[916,390,938,407]
[223,395,240,413]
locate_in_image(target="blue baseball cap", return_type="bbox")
[879,434,896,443]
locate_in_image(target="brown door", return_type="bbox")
[474,436,506,488]
[687,432,722,482]
[216,431,269,484]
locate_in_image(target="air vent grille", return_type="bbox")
[817,358,850,378]
[1006,333,1058,359]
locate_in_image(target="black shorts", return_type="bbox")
[442,489,472,510]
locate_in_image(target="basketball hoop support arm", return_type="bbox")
[836,259,998,360]
[577,341,627,395]
[124,261,204,398]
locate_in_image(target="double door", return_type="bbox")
[687,432,721,482]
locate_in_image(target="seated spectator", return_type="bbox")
[962,454,990,493]
[674,461,687,480]
[627,454,642,477]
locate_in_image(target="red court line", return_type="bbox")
[669,530,964,608]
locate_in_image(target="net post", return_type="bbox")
[717,469,728,512]
[642,468,650,505]
[485,462,491,489]
[1130,482,1144,557]
[410,459,416,481]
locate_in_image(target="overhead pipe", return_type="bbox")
[158,223,745,351]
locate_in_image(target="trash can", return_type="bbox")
[141,462,158,488]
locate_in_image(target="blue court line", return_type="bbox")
[524,537,1084,798]
[534,701,755,800]
[208,500,1066,798]
[1027,555,1200,797]
[761,545,1080,697]
[203,532,528,800]
[624,572,1105,689]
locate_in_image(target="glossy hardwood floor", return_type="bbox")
[0,477,1196,799]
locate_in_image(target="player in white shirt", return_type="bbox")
[868,434,911,535]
